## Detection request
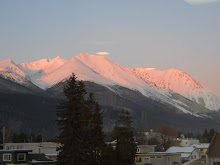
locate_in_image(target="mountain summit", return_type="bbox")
[130,68,220,111]
[0,53,220,114]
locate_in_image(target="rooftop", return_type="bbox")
[136,152,181,156]
[207,133,220,157]
[166,146,196,153]
[191,143,209,149]
[0,149,32,153]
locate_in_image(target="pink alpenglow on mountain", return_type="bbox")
[0,53,220,113]
[20,56,67,74]
[0,59,26,77]
[130,68,220,111]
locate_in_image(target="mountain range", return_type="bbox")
[0,53,220,135]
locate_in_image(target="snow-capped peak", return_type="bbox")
[0,59,26,77]
[1,53,220,113]
[0,59,16,68]
[74,53,154,91]
[20,58,51,71]
[130,68,220,111]
[131,68,203,93]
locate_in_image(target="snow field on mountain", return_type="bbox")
[131,68,220,111]
[0,53,220,115]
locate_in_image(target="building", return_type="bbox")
[191,143,209,160]
[166,146,200,162]
[5,142,58,160]
[178,138,200,147]
[206,133,220,165]
[136,145,156,153]
[0,149,31,165]
[135,144,181,165]
[0,149,56,165]
[135,152,181,165]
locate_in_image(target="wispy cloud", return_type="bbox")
[96,52,110,56]
[184,0,220,5]
[145,68,156,70]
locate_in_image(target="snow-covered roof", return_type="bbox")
[45,154,58,156]
[136,152,181,156]
[181,153,191,158]
[137,145,156,148]
[166,146,196,153]
[191,143,209,149]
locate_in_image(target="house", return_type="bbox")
[135,152,181,165]
[0,149,56,165]
[135,144,181,165]
[0,149,31,165]
[166,146,200,162]
[206,132,220,165]
[5,142,58,160]
[136,145,156,153]
[178,138,200,147]
[191,143,209,160]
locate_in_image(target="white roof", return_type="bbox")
[181,153,191,158]
[166,146,195,153]
[191,143,209,149]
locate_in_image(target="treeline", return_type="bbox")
[0,131,50,143]
[187,128,216,143]
[9,132,43,143]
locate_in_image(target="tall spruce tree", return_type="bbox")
[112,110,136,165]
[209,128,215,142]
[56,74,105,165]
[202,128,209,143]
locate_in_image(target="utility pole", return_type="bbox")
[3,127,5,150]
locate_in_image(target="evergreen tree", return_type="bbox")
[36,134,43,142]
[112,110,136,165]
[82,93,106,165]
[56,74,106,165]
[90,102,106,164]
[202,128,209,143]
[209,128,215,142]
[101,144,116,165]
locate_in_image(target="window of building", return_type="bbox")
[17,153,26,161]
[136,157,141,162]
[137,148,140,153]
[3,154,12,161]
[156,156,162,159]
[144,157,150,163]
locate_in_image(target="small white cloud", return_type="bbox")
[96,52,110,56]
[184,0,220,5]
[145,68,156,70]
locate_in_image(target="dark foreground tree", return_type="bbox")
[56,74,105,165]
[112,110,136,165]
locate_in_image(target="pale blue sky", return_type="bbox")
[0,0,220,96]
